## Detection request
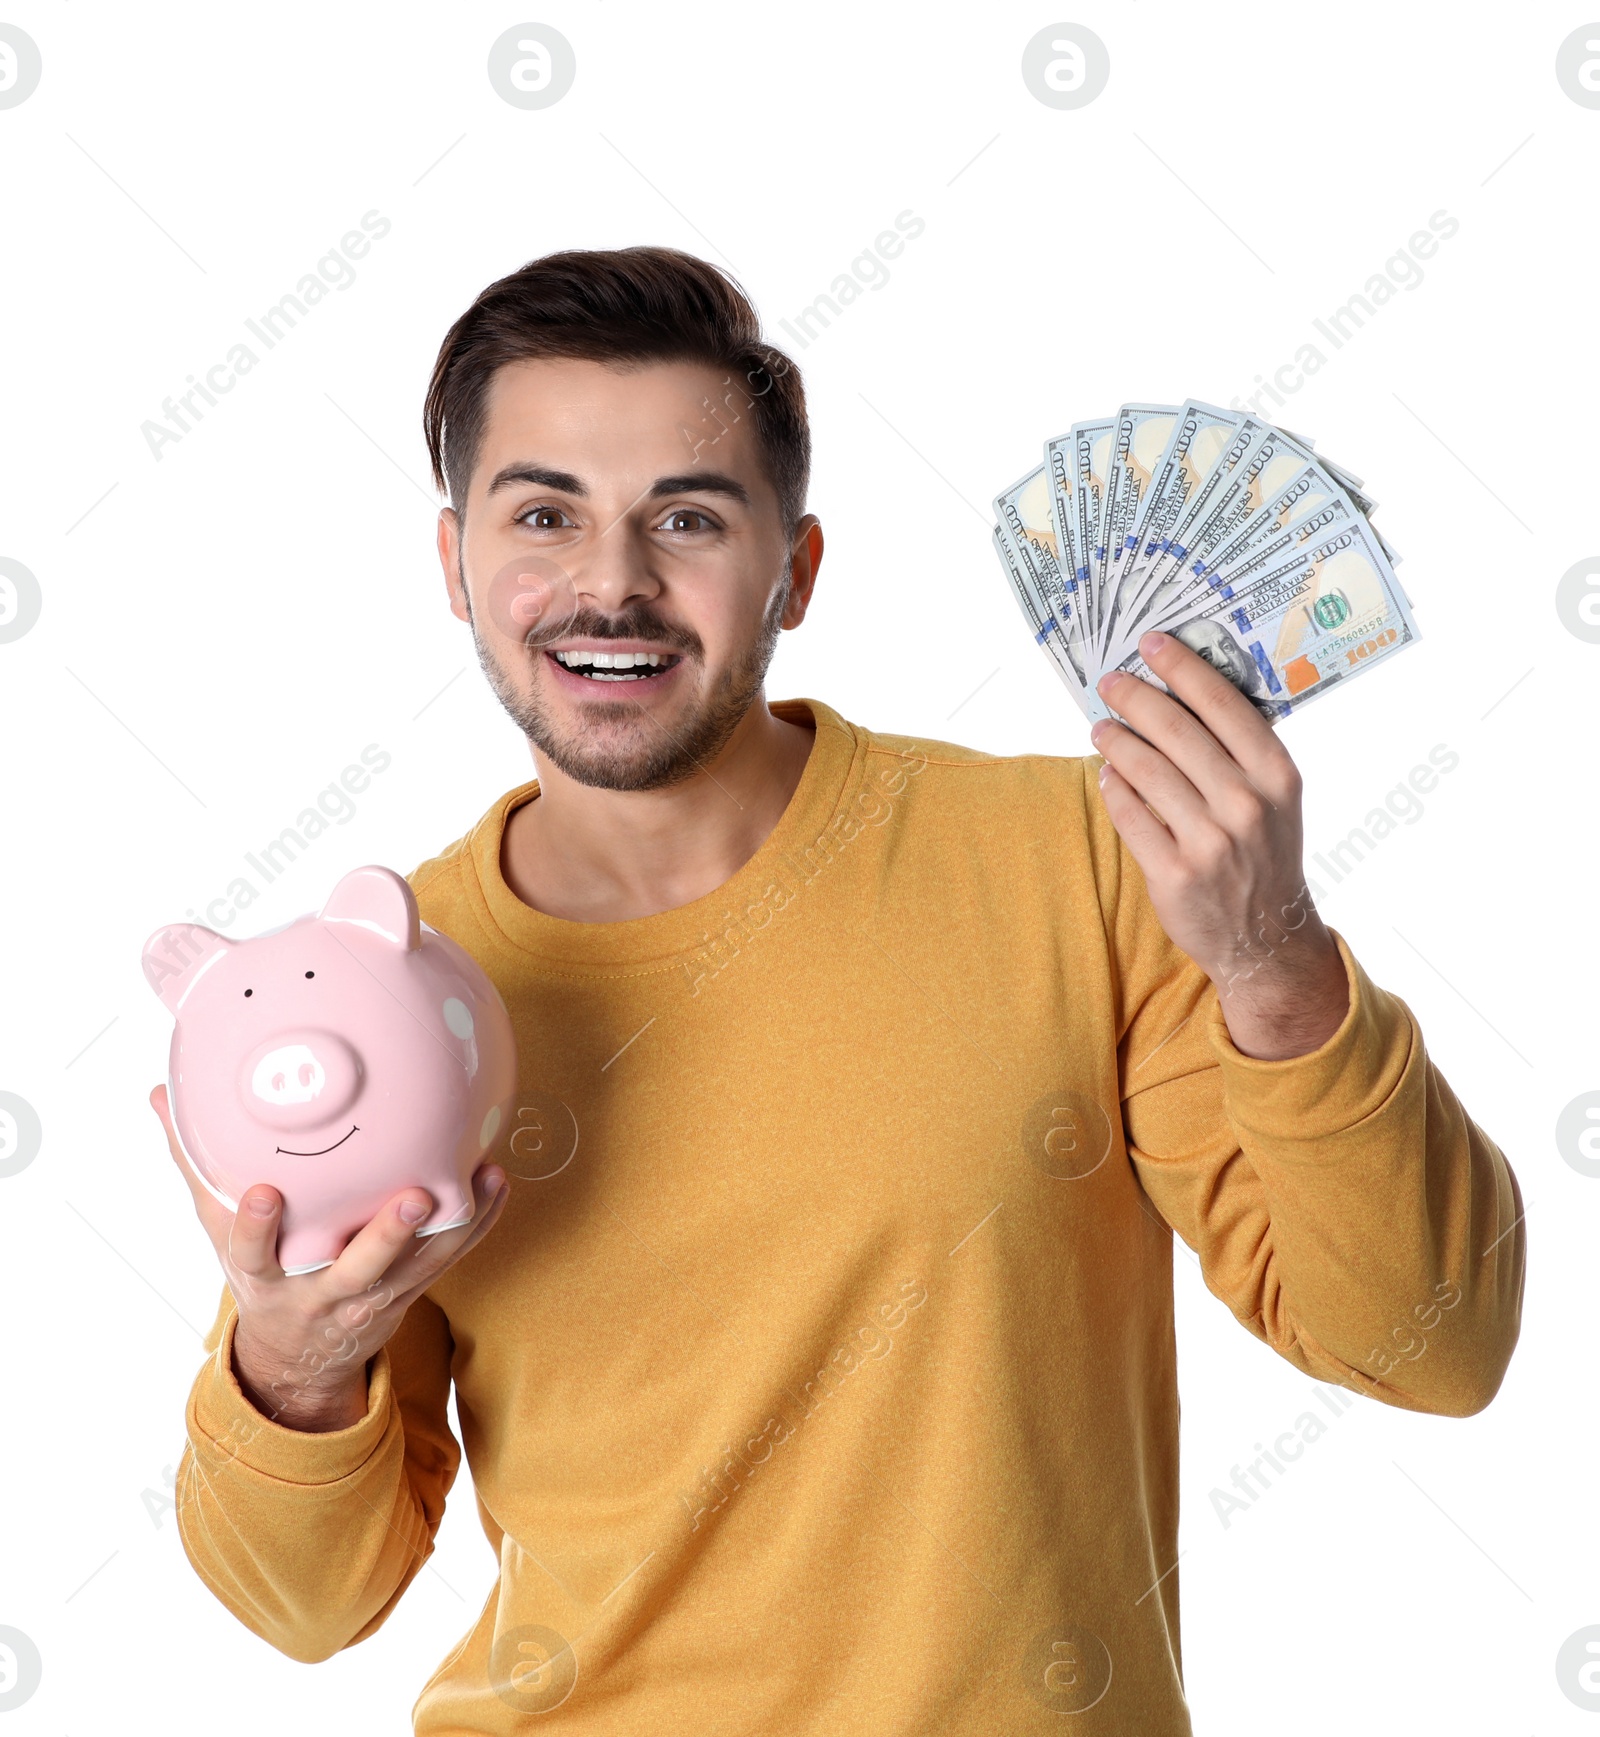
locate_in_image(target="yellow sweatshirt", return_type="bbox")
[176,697,1525,1734]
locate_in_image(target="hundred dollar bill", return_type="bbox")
[1128,414,1270,602]
[993,516,1082,695]
[992,524,1089,709]
[993,465,1091,690]
[1095,400,1241,663]
[1096,418,1269,656]
[1107,459,1351,655]
[1042,432,1083,601]
[1204,516,1412,672]
[1045,419,1114,642]
[1106,514,1420,722]
[1128,400,1242,568]
[1206,490,1360,589]
[1169,424,1383,602]
[1119,420,1373,635]
[1195,462,1346,577]
[1100,404,1183,602]
[1117,491,1361,662]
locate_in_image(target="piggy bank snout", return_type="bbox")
[238,1031,363,1130]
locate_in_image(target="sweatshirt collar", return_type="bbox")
[464,698,865,973]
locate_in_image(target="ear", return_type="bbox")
[142,924,231,1014]
[319,865,421,950]
[782,515,823,630]
[439,508,471,626]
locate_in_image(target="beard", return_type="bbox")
[468,579,789,792]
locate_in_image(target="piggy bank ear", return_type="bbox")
[142,924,232,1014]
[319,865,421,951]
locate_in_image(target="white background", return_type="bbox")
[1,2,1595,1730]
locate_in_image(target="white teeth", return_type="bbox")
[551,647,677,681]
[554,649,670,672]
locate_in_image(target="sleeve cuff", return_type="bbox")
[1203,927,1417,1144]
[188,1304,397,1485]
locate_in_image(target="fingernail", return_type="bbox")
[245,1193,275,1218]
[1142,631,1170,652]
[1098,763,1112,786]
[399,1200,428,1224]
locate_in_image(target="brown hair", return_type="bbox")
[423,246,810,533]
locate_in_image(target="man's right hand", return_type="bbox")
[151,1084,509,1433]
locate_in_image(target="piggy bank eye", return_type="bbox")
[305,970,315,979]
[244,988,253,998]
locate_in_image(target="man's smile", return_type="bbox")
[545,644,685,686]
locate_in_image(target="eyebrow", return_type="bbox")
[648,472,751,507]
[486,463,586,496]
[485,463,751,509]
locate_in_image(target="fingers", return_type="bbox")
[434,1167,512,1267]
[1090,702,1211,836]
[320,1183,441,1299]
[155,1075,512,1311]
[151,1084,287,1282]
[1132,632,1297,796]
[356,1167,512,1312]
[320,1158,506,1298]
[1095,641,1296,839]
[226,1184,288,1282]
[1093,758,1180,879]
[1096,665,1237,813]
[398,1164,510,1276]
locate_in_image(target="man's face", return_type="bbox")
[438,355,819,791]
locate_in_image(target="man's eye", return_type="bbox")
[518,505,572,530]
[658,509,714,534]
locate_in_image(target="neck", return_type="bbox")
[501,697,816,923]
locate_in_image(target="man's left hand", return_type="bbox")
[1090,631,1350,1061]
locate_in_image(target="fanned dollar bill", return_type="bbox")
[991,402,1420,725]
[1045,419,1114,646]
[993,465,1092,691]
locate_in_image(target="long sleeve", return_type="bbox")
[1081,755,1526,1416]
[175,1281,461,1661]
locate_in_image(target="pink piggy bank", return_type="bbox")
[142,864,518,1275]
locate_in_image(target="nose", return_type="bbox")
[238,1032,362,1130]
[572,519,662,616]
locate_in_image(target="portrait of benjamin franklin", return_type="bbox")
[1172,616,1264,698]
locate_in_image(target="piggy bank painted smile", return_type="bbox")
[142,865,518,1275]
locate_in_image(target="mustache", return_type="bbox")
[553,605,702,657]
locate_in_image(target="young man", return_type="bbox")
[154,247,1525,1734]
